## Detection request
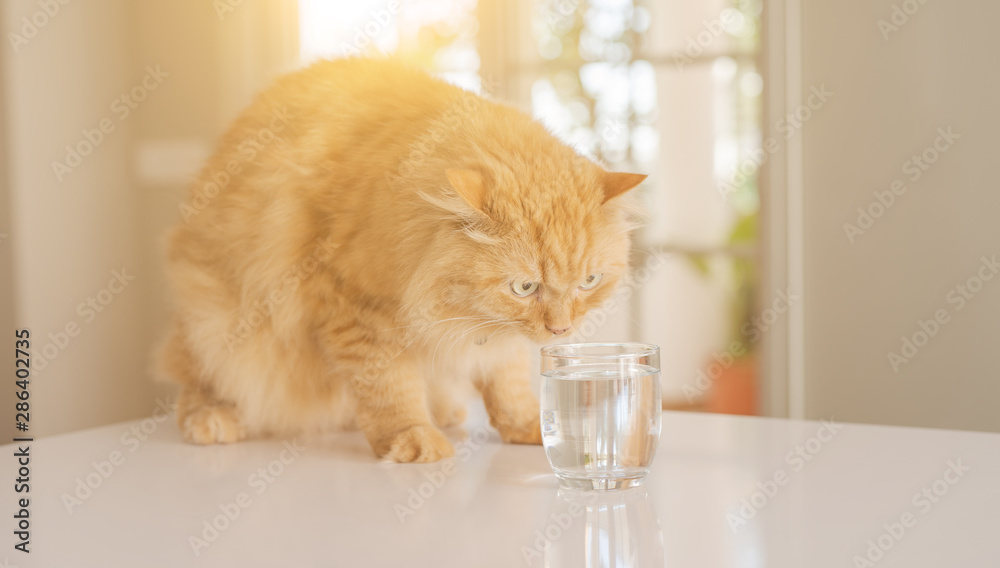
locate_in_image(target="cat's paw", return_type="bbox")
[378,425,455,463]
[498,418,542,445]
[182,407,245,445]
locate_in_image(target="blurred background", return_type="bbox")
[1,0,997,438]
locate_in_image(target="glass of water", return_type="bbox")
[540,343,661,490]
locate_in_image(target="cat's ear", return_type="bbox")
[602,171,647,203]
[445,169,488,213]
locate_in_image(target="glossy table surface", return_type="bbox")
[6,402,1000,567]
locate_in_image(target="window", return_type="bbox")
[299,0,481,91]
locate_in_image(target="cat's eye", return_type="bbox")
[511,280,539,297]
[580,273,603,290]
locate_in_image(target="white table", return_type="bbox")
[5,402,1000,567]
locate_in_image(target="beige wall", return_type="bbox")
[770,0,1000,431]
[0,15,14,440]
[1,0,295,436]
[2,0,154,436]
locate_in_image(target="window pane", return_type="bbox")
[642,0,761,60]
[637,57,761,249]
[638,253,756,412]
[298,0,480,88]
[642,62,732,247]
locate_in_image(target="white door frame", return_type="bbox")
[759,0,805,419]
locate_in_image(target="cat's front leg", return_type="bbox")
[477,353,542,445]
[351,355,455,463]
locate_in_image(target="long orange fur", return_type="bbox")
[159,58,645,462]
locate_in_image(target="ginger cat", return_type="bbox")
[159,58,645,462]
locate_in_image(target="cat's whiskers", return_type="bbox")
[441,318,511,359]
[429,318,500,371]
[374,316,492,334]
[451,319,508,349]
[384,316,495,362]
[386,317,480,362]
[482,321,520,343]
[440,322,494,359]
[422,317,521,372]
[483,325,520,345]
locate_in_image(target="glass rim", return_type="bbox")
[540,342,659,360]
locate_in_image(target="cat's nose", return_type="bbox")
[547,326,569,335]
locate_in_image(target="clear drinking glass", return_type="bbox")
[540,343,662,490]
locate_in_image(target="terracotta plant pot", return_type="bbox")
[705,356,757,415]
